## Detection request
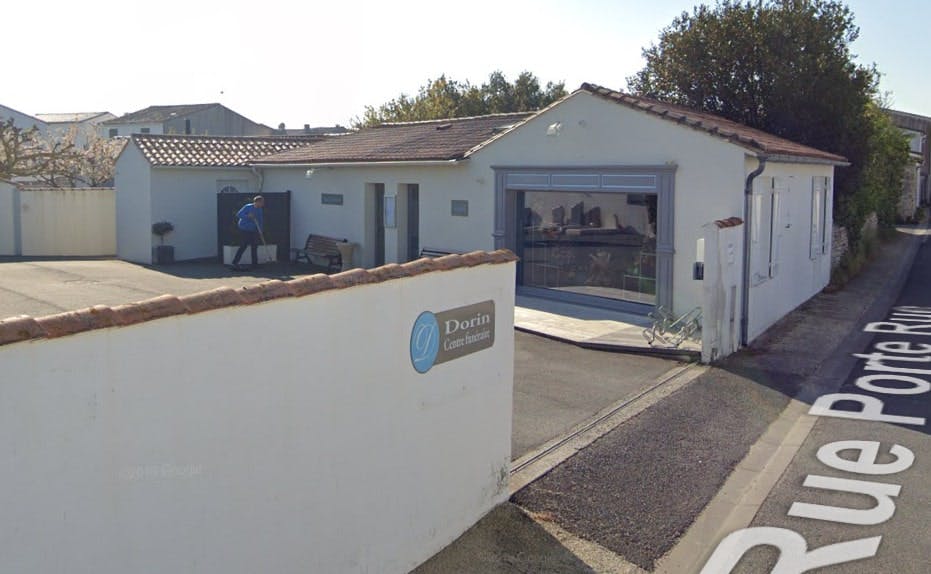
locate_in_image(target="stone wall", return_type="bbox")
[831,223,849,269]
[831,212,879,269]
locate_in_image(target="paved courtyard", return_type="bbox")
[0,258,317,320]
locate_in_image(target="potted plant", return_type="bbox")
[151,221,175,264]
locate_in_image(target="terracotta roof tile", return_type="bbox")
[0,250,519,347]
[254,113,534,164]
[286,274,336,297]
[237,280,293,305]
[111,294,187,326]
[179,287,244,314]
[35,305,118,338]
[0,316,44,345]
[132,134,323,168]
[580,83,848,164]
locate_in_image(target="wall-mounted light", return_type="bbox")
[305,168,315,179]
[546,122,562,136]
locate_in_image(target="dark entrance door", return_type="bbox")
[406,184,420,261]
[217,190,291,263]
[373,184,385,267]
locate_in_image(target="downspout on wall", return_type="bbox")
[740,155,767,346]
[250,165,265,193]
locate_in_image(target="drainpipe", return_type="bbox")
[250,165,264,193]
[740,155,767,347]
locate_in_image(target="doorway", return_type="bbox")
[406,184,420,261]
[372,183,385,267]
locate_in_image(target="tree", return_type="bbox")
[627,0,908,245]
[0,119,122,187]
[0,118,76,181]
[356,71,567,127]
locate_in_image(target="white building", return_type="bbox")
[114,134,321,263]
[0,104,47,133]
[115,84,846,349]
[102,103,275,138]
[35,111,116,148]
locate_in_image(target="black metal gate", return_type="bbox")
[217,190,291,263]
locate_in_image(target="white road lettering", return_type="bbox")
[816,441,915,476]
[700,527,881,573]
[787,475,900,525]
[809,393,926,426]
[703,305,928,572]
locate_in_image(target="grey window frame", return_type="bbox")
[493,165,676,313]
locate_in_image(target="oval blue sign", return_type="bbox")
[410,311,440,373]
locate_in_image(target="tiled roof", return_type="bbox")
[887,109,931,132]
[104,104,219,125]
[35,112,112,124]
[277,126,352,136]
[255,113,534,164]
[580,83,848,164]
[132,134,322,167]
[0,250,518,347]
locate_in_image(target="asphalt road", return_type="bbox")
[735,233,931,573]
[513,331,683,459]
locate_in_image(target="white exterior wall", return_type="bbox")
[265,92,746,316]
[746,160,834,341]
[470,92,748,316]
[0,262,516,574]
[103,122,163,137]
[114,143,153,263]
[263,165,482,268]
[0,181,15,255]
[151,167,257,261]
[19,188,116,256]
[0,104,46,133]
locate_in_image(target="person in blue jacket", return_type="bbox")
[231,195,265,270]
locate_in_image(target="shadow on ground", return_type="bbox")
[138,259,331,282]
[412,503,596,574]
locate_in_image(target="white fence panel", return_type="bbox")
[20,187,116,256]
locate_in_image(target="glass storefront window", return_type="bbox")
[518,191,658,304]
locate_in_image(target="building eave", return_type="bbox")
[251,159,466,169]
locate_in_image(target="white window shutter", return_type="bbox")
[810,178,823,260]
[821,177,831,255]
[770,178,788,277]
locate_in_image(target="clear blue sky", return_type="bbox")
[5,0,928,127]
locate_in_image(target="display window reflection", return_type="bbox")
[519,191,658,304]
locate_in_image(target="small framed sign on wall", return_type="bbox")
[321,193,344,205]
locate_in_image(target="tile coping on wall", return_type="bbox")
[0,250,518,347]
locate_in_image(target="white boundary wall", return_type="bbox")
[0,181,15,255]
[19,187,116,256]
[0,262,515,573]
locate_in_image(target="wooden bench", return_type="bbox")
[419,247,465,258]
[292,234,345,271]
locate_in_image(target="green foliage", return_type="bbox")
[858,104,910,229]
[0,118,121,186]
[151,221,174,244]
[0,117,76,181]
[356,71,567,127]
[627,0,909,256]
